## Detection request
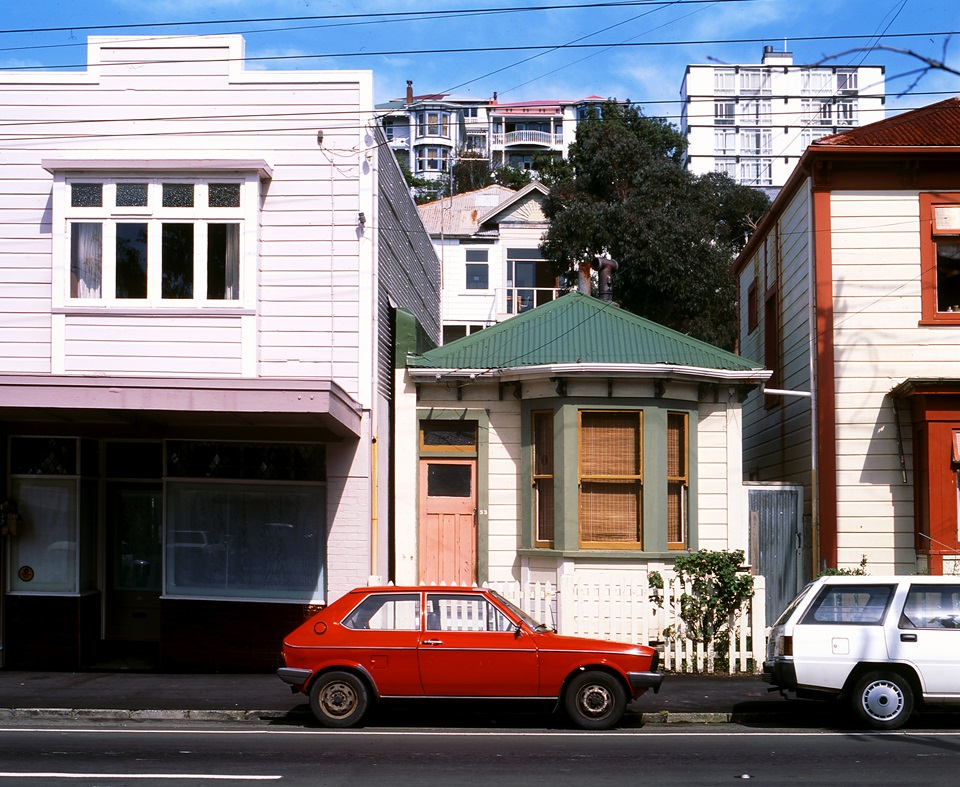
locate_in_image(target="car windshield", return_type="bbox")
[489,590,551,631]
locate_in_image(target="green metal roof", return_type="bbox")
[407,293,764,374]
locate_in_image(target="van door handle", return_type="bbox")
[900,633,918,642]
[422,639,444,646]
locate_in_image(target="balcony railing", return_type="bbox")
[491,131,562,148]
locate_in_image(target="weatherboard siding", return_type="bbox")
[0,36,373,396]
[828,192,923,572]
[739,183,815,549]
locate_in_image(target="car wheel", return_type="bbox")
[564,671,627,730]
[852,671,914,730]
[309,671,370,728]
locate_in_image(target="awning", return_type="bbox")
[0,375,362,440]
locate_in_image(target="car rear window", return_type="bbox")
[801,584,895,625]
[342,593,421,631]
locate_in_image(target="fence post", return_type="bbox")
[751,574,767,674]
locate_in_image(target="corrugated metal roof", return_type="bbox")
[815,97,960,147]
[417,185,518,236]
[408,292,763,372]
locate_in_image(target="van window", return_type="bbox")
[900,585,960,629]
[801,584,895,625]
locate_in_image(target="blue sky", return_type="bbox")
[1,0,956,121]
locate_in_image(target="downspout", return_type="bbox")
[806,177,820,578]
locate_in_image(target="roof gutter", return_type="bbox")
[406,362,772,384]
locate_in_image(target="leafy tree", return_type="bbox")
[451,156,493,194]
[491,164,533,190]
[539,102,770,350]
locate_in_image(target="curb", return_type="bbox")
[0,708,774,725]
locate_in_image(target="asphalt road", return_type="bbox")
[2,719,960,786]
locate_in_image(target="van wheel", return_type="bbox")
[852,671,914,730]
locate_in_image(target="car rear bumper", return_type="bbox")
[762,659,798,689]
[277,667,313,689]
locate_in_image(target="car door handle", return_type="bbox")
[422,639,444,646]
[900,633,918,642]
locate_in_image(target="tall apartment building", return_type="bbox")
[681,47,885,197]
[377,81,607,191]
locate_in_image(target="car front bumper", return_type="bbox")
[627,671,664,695]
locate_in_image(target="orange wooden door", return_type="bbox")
[418,459,476,585]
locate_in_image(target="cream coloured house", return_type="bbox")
[394,293,769,587]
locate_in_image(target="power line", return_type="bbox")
[0,1,755,37]
[1,30,953,73]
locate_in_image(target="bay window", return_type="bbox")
[47,165,262,309]
[526,404,697,555]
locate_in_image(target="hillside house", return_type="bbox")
[417,183,561,343]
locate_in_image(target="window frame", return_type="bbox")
[51,171,259,311]
[532,410,555,548]
[667,411,689,550]
[920,193,960,325]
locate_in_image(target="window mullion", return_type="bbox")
[102,219,117,302]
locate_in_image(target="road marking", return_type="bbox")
[0,774,280,781]
[0,727,959,739]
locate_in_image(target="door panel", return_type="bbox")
[418,593,539,696]
[419,460,476,585]
[888,583,960,696]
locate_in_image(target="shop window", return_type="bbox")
[920,194,960,323]
[578,411,643,549]
[165,480,325,601]
[7,437,96,594]
[163,440,326,602]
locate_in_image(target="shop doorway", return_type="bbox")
[102,482,162,667]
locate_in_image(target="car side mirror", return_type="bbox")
[514,622,523,638]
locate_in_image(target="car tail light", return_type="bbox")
[782,636,793,657]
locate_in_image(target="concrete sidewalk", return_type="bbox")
[0,670,816,725]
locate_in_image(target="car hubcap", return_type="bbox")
[320,681,357,719]
[862,680,903,721]
[579,684,613,718]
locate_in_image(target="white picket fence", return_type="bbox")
[484,573,766,675]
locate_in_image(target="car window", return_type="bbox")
[342,593,421,631]
[425,594,513,633]
[801,584,895,625]
[900,585,960,629]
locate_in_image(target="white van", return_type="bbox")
[764,575,960,729]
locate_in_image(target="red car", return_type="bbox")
[279,586,663,729]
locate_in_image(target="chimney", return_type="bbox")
[593,256,618,302]
[492,91,498,105]
[406,80,414,105]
